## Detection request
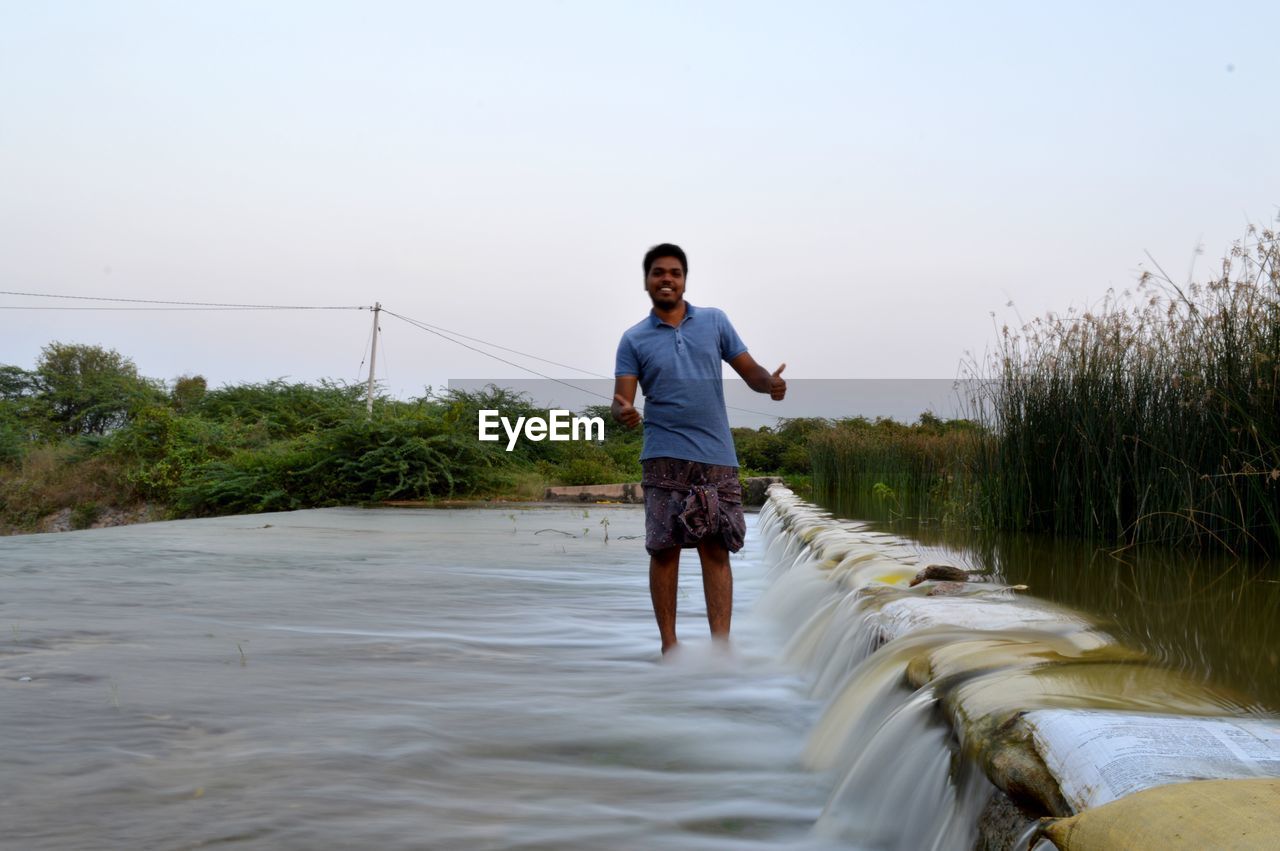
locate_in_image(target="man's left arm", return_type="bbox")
[729,352,786,401]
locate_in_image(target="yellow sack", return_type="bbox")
[1040,778,1280,850]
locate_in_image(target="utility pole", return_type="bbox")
[366,302,381,416]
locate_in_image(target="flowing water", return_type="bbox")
[2,505,859,850]
[8,496,1274,850]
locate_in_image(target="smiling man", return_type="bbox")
[612,243,786,655]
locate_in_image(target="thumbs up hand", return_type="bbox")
[770,363,787,401]
[613,393,642,428]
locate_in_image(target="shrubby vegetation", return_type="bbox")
[0,338,939,535]
[0,344,804,532]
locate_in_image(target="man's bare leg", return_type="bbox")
[697,537,732,642]
[650,546,682,654]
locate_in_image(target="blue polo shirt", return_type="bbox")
[615,302,748,467]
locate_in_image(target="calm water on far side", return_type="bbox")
[816,494,1280,710]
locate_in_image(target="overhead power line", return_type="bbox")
[385,308,783,421]
[396,317,610,379]
[0,305,342,311]
[385,309,612,403]
[0,289,368,310]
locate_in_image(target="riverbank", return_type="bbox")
[0,365,815,537]
[1,497,575,537]
[2,474,792,537]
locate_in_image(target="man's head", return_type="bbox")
[643,243,687,311]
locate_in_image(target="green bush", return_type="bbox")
[197,380,365,439]
[70,502,100,530]
[32,342,164,436]
[0,402,30,464]
[107,407,235,501]
[733,427,788,471]
[173,410,506,515]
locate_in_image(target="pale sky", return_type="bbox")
[2,1,1277,408]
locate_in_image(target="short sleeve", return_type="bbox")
[717,311,748,361]
[615,334,639,377]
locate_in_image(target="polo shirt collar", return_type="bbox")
[648,301,698,328]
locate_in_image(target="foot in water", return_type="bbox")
[658,639,741,667]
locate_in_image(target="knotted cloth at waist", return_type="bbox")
[641,468,742,539]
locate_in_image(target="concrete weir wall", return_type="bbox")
[543,482,643,504]
[758,486,1280,850]
[544,476,783,506]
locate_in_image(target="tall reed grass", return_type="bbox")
[812,224,1280,554]
[809,418,986,526]
[973,225,1280,553]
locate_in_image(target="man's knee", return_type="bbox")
[696,538,730,568]
[649,547,681,569]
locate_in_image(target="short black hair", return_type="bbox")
[643,243,687,277]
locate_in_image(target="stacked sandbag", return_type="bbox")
[759,485,1280,850]
[1035,777,1280,849]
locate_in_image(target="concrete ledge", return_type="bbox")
[743,476,784,506]
[545,476,785,506]
[544,483,643,503]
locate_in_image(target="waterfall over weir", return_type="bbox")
[755,493,997,849]
[755,487,1280,850]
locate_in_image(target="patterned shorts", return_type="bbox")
[641,457,746,556]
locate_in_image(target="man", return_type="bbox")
[612,243,786,655]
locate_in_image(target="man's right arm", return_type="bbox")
[612,375,641,428]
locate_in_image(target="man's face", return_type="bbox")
[645,257,686,310]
